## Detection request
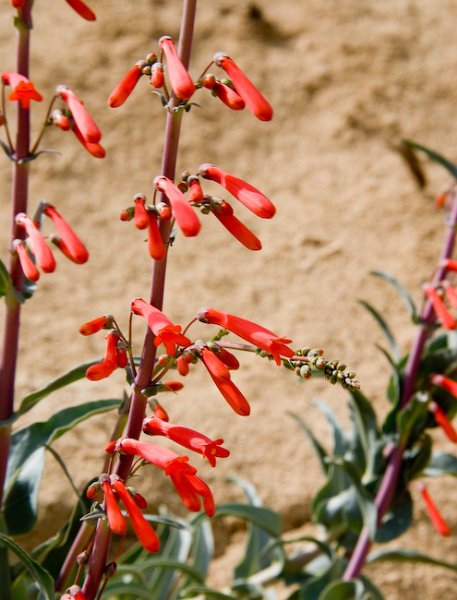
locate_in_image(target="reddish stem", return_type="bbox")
[79,3,197,597]
[343,191,457,580]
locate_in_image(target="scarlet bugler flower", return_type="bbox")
[143,416,230,467]
[150,62,165,89]
[56,85,101,143]
[147,212,166,261]
[108,63,143,108]
[64,0,96,21]
[198,307,294,365]
[2,72,43,109]
[431,373,457,399]
[442,258,457,273]
[423,284,456,330]
[79,315,110,336]
[200,346,251,416]
[71,122,106,158]
[12,239,40,282]
[416,483,451,537]
[198,163,275,219]
[154,176,201,237]
[43,203,89,264]
[86,332,122,381]
[51,109,71,131]
[429,401,457,443]
[15,213,56,273]
[213,52,273,121]
[131,298,191,355]
[10,1,25,8]
[159,36,195,100]
[212,81,245,111]
[212,201,262,250]
[115,438,215,516]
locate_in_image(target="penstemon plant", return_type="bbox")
[2,2,457,600]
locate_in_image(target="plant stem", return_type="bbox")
[0,0,33,510]
[343,191,457,580]
[79,3,197,597]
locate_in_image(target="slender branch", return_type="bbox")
[79,3,197,597]
[343,191,457,580]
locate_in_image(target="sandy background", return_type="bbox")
[2,0,457,597]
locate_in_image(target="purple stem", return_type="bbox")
[0,2,33,509]
[343,191,457,580]
[79,3,197,597]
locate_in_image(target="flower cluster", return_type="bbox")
[108,35,273,121]
[13,204,88,282]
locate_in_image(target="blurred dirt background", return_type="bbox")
[1,0,457,597]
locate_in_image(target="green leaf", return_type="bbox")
[319,579,366,600]
[104,582,156,599]
[0,259,13,300]
[4,400,120,535]
[402,434,432,482]
[188,519,214,579]
[17,361,101,415]
[397,393,429,446]
[358,300,401,362]
[3,448,44,535]
[375,491,412,543]
[348,391,379,482]
[289,411,329,475]
[212,504,281,538]
[402,140,457,179]
[0,533,54,600]
[313,400,346,458]
[370,271,418,323]
[368,548,457,571]
[179,586,236,599]
[424,451,457,477]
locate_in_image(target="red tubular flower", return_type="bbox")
[199,163,275,219]
[116,346,128,368]
[15,213,56,273]
[429,401,457,443]
[443,258,457,272]
[212,81,245,111]
[10,1,25,8]
[158,36,195,100]
[417,483,451,537]
[198,307,294,365]
[70,122,106,158]
[216,347,240,370]
[147,212,166,261]
[212,201,262,250]
[99,477,127,535]
[150,63,165,89]
[131,297,191,355]
[108,63,143,108]
[201,347,250,416]
[43,203,89,264]
[79,315,109,336]
[64,0,96,21]
[12,240,40,282]
[51,109,71,131]
[115,438,215,516]
[431,374,457,399]
[85,332,119,381]
[423,284,456,330]
[154,176,201,237]
[60,585,87,600]
[152,401,169,421]
[187,176,204,203]
[2,72,43,109]
[56,85,101,143]
[143,416,230,467]
[213,52,273,121]
[111,478,160,553]
[133,195,149,230]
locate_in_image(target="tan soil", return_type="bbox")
[1,0,457,598]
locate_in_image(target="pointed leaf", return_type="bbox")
[370,270,418,323]
[349,391,379,482]
[179,586,236,599]
[402,139,457,179]
[213,504,281,537]
[319,579,366,600]
[368,548,457,571]
[358,300,401,361]
[424,451,457,477]
[18,361,102,415]
[314,400,346,457]
[0,533,54,600]
[289,411,329,475]
[376,491,412,543]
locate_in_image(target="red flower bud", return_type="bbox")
[150,62,165,89]
[71,122,106,158]
[51,109,71,131]
[43,203,89,264]
[10,1,25,8]
[429,401,457,443]
[79,316,109,336]
[442,259,457,272]
[108,63,143,108]
[64,0,96,21]
[187,176,204,203]
[199,163,275,219]
[423,284,456,330]
[431,374,457,399]
[133,195,149,230]
[159,36,195,100]
[213,52,273,121]
[154,176,201,237]
[147,212,166,261]
[212,201,261,250]
[15,213,56,273]
[57,85,101,143]
[416,483,451,537]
